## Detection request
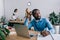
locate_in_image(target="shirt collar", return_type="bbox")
[34,18,42,22]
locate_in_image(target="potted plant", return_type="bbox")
[49,11,58,25]
[57,12,60,24]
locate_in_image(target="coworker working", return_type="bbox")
[8,8,20,28]
[11,8,19,20]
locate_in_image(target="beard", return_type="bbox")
[34,16,41,20]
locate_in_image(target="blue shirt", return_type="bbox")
[24,18,55,34]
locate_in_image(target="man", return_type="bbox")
[24,9,55,36]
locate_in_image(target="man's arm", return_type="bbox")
[24,18,33,30]
[45,18,55,34]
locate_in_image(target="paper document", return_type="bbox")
[37,34,60,40]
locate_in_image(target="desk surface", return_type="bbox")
[6,34,37,40]
[6,28,60,40]
[6,28,38,40]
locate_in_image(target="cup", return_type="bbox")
[31,27,34,31]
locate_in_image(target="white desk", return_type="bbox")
[37,34,60,40]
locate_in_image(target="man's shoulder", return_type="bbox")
[41,18,46,20]
[41,18,50,22]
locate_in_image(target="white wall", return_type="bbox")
[4,0,60,20]
[0,0,4,18]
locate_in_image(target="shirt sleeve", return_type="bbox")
[45,18,55,34]
[24,18,33,29]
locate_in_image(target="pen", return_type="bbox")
[49,31,54,40]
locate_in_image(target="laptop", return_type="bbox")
[14,23,35,38]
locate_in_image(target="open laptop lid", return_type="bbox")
[14,24,30,38]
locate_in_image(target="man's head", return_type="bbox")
[32,9,41,20]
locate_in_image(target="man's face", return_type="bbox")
[34,10,41,20]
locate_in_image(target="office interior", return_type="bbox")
[0,0,60,40]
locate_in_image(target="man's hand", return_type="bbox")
[40,30,50,37]
[26,14,31,18]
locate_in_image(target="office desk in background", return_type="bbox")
[9,20,30,24]
[8,20,24,27]
[9,20,24,24]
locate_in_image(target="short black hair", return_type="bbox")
[32,9,39,16]
[14,9,18,12]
